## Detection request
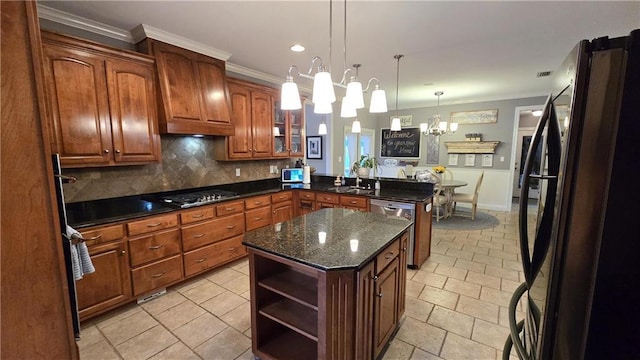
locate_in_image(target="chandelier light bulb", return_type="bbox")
[351,119,361,133]
[318,122,328,135]
[312,70,336,104]
[369,88,387,113]
[340,96,357,118]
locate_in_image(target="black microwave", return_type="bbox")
[281,168,303,183]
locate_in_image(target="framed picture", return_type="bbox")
[448,154,459,166]
[465,154,476,166]
[307,136,322,159]
[451,109,498,124]
[482,154,493,167]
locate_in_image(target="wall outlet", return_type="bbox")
[235,168,240,177]
[338,156,342,163]
[500,156,505,162]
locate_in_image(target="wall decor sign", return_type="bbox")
[482,154,494,167]
[388,115,413,126]
[448,154,459,166]
[425,134,440,164]
[307,136,322,159]
[451,109,498,124]
[465,154,476,166]
[380,127,421,158]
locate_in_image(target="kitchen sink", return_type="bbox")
[326,186,374,195]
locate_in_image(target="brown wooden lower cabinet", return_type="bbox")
[76,240,132,320]
[131,254,183,296]
[183,234,246,277]
[248,230,407,360]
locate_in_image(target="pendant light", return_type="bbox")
[351,118,361,133]
[318,119,328,135]
[390,54,404,131]
[421,91,457,136]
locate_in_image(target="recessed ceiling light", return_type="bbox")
[290,44,305,52]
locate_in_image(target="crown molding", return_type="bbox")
[132,24,231,61]
[37,4,134,43]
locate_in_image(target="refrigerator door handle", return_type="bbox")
[519,95,563,287]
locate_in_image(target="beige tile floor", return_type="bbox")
[79,206,529,360]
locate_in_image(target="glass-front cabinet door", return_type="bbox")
[273,99,304,158]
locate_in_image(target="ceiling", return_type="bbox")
[38,1,639,110]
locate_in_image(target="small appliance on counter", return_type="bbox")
[281,168,303,183]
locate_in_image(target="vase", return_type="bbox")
[357,167,370,178]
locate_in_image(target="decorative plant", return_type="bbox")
[351,154,378,174]
[432,165,446,174]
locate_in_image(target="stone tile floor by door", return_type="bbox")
[79,207,530,360]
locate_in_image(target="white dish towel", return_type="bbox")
[66,225,95,280]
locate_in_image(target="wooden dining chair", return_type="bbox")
[452,171,484,220]
[432,179,450,222]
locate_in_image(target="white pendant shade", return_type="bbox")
[351,119,361,133]
[390,117,402,131]
[273,126,281,136]
[314,101,333,114]
[280,81,301,110]
[438,121,448,131]
[369,88,387,113]
[340,96,357,118]
[420,123,429,133]
[312,71,336,104]
[318,122,327,135]
[450,122,459,132]
[346,80,364,109]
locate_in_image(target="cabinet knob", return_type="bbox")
[377,292,383,298]
[115,149,121,154]
[104,149,110,153]
[371,275,379,281]
[121,250,126,256]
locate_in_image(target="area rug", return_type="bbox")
[432,208,501,231]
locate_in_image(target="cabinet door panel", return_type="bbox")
[227,84,252,158]
[373,258,399,358]
[251,90,273,157]
[77,241,131,320]
[42,45,111,165]
[106,60,159,163]
[154,43,202,122]
[196,58,231,124]
[272,202,293,224]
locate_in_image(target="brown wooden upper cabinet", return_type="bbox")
[213,79,274,160]
[273,97,305,158]
[137,39,234,136]
[41,31,161,168]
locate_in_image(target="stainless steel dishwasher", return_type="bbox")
[370,199,417,268]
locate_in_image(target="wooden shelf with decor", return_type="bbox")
[444,141,500,154]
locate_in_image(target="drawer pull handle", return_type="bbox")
[350,201,357,204]
[191,214,204,218]
[228,247,236,252]
[226,225,236,229]
[88,234,103,240]
[193,234,205,238]
[149,245,164,250]
[279,196,286,199]
[371,275,379,281]
[377,292,383,298]
[151,271,166,278]
[385,252,395,259]
[255,217,263,221]
[196,258,207,263]
[225,207,236,211]
[146,222,162,228]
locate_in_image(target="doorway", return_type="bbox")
[343,126,375,176]
[511,107,545,201]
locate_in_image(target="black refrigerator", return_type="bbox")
[505,29,640,359]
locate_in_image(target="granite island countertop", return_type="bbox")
[242,208,412,270]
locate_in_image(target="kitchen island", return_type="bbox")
[243,208,411,360]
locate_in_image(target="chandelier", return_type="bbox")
[280,0,388,119]
[420,91,458,136]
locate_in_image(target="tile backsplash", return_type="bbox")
[63,136,294,203]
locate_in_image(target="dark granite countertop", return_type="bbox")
[242,208,411,270]
[66,176,434,229]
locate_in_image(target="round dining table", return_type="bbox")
[437,180,468,218]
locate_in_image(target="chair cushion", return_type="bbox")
[452,193,474,202]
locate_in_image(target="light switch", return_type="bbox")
[338,156,342,163]
[500,156,505,162]
[235,168,241,176]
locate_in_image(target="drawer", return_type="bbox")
[340,195,369,209]
[180,206,214,225]
[316,192,339,204]
[216,200,244,217]
[181,212,245,251]
[271,191,293,203]
[129,229,181,267]
[80,224,124,246]
[375,238,400,274]
[298,190,316,201]
[244,195,271,210]
[245,206,273,231]
[183,235,246,277]
[127,214,178,236]
[131,254,183,296]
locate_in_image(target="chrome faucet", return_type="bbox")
[355,176,363,188]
